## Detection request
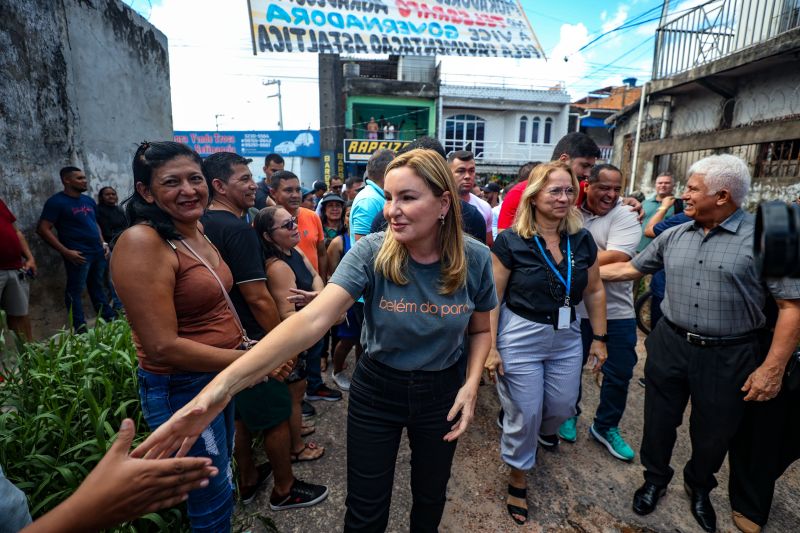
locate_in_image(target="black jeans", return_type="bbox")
[728,384,800,525]
[641,320,758,490]
[345,356,461,533]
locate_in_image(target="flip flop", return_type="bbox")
[290,441,325,463]
[507,484,528,525]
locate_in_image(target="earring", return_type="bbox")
[439,214,445,225]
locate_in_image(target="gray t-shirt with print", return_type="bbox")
[330,232,497,371]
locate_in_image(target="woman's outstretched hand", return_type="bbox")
[131,382,232,460]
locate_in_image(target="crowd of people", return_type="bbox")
[0,131,799,533]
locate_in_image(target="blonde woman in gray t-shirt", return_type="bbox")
[132,148,498,532]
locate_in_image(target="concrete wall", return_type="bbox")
[0,0,171,338]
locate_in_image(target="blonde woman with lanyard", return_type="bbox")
[485,161,607,525]
[132,148,497,532]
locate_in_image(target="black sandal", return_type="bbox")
[507,484,528,525]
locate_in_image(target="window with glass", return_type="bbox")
[531,117,540,144]
[544,118,553,144]
[444,114,486,158]
[518,116,528,143]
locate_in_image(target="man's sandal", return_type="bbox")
[507,484,528,525]
[301,424,315,437]
[290,441,325,463]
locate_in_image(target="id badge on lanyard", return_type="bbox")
[534,236,572,330]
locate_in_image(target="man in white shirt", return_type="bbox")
[447,150,493,246]
[561,163,642,462]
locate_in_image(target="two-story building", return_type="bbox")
[438,83,571,178]
[609,0,800,206]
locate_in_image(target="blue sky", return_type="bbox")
[122,0,693,130]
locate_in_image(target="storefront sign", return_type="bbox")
[248,0,544,58]
[174,130,320,158]
[344,138,411,162]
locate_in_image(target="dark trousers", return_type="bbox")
[728,384,800,525]
[63,252,116,331]
[305,337,325,392]
[576,318,638,431]
[650,293,664,330]
[641,320,758,490]
[345,356,461,533]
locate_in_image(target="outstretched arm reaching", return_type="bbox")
[23,419,217,533]
[132,283,355,460]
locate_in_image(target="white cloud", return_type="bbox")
[602,5,630,33]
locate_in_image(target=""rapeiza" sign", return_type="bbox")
[247,0,544,58]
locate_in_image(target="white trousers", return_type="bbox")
[496,305,583,471]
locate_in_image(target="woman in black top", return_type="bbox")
[485,161,607,525]
[254,206,330,509]
[96,187,128,245]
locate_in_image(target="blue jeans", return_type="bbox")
[138,369,235,533]
[63,252,116,331]
[305,337,325,393]
[0,465,31,532]
[577,318,638,432]
[345,356,461,532]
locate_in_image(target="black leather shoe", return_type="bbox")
[684,482,717,532]
[632,481,667,515]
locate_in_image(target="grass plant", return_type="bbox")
[0,318,189,532]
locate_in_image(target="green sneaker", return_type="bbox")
[558,417,577,442]
[590,425,635,461]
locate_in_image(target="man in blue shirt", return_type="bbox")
[37,166,117,332]
[350,149,395,242]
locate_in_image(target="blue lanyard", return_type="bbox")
[533,235,572,306]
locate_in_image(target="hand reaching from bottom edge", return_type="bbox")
[22,419,218,533]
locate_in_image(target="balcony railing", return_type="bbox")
[441,139,554,164]
[653,0,800,79]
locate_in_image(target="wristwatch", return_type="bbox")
[592,333,608,343]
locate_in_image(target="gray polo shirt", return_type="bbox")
[632,208,800,336]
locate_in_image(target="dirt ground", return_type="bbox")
[235,334,800,533]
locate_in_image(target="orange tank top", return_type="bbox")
[134,241,242,374]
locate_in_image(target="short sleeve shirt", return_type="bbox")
[296,207,323,273]
[468,193,492,235]
[637,195,675,252]
[632,208,800,335]
[577,203,641,320]
[493,229,597,315]
[39,192,103,254]
[329,232,497,371]
[497,181,526,230]
[201,209,268,339]
[350,179,385,240]
[0,199,23,270]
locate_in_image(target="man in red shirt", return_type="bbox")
[0,198,37,340]
[498,133,600,231]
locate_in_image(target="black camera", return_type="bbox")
[754,200,800,278]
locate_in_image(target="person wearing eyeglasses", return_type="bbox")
[485,161,607,525]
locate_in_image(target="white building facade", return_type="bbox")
[438,85,571,176]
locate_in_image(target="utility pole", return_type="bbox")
[263,79,284,131]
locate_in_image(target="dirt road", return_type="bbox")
[236,339,800,532]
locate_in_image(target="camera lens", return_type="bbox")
[754,200,800,278]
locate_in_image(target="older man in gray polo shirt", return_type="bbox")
[601,154,800,533]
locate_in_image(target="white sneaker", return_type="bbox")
[332,372,351,391]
